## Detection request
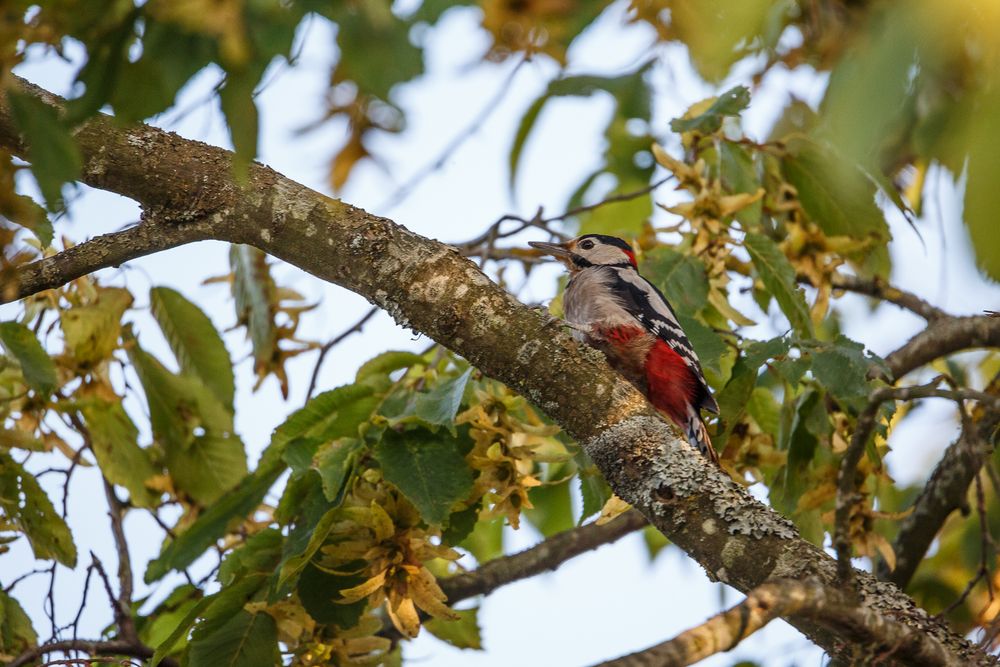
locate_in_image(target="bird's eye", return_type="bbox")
[579,239,595,250]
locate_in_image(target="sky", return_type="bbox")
[4,3,1000,666]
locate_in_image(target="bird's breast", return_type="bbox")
[564,269,635,330]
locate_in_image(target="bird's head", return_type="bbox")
[529,234,637,272]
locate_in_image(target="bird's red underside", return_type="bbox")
[602,325,697,423]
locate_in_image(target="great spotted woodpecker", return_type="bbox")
[529,234,720,463]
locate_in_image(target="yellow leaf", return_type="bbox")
[718,189,765,217]
[596,495,632,525]
[872,533,896,572]
[387,596,421,638]
[370,501,395,542]
[707,288,756,326]
[338,570,386,604]
[408,568,458,621]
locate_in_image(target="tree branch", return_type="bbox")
[2,75,997,665]
[881,316,1000,382]
[305,306,379,399]
[3,217,216,303]
[829,274,949,322]
[8,638,176,667]
[835,381,1000,581]
[880,373,1000,588]
[441,510,647,604]
[102,481,137,643]
[595,578,962,667]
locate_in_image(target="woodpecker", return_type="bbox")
[529,234,720,463]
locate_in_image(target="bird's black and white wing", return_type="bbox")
[604,267,719,413]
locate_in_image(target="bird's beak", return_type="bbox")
[528,240,572,260]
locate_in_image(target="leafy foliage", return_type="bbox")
[3,0,1000,664]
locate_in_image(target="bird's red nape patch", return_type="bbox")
[623,249,637,268]
[645,340,699,424]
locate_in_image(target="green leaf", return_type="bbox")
[137,584,202,652]
[282,436,323,477]
[187,610,279,667]
[276,504,339,591]
[0,590,37,656]
[128,341,236,453]
[78,400,159,508]
[331,4,423,101]
[144,466,282,583]
[65,15,134,123]
[230,244,277,367]
[393,367,473,434]
[0,321,57,396]
[642,524,670,561]
[442,502,480,546]
[150,593,216,666]
[782,142,891,276]
[806,335,878,412]
[151,563,273,663]
[509,64,652,192]
[374,429,474,525]
[670,0,780,82]
[577,176,652,238]
[218,529,284,585]
[297,564,367,627]
[218,70,260,180]
[167,433,248,506]
[355,350,426,382]
[59,287,132,367]
[425,607,482,650]
[459,515,504,564]
[746,387,781,435]
[716,337,790,441]
[675,314,727,377]
[111,21,215,123]
[640,247,709,317]
[150,286,235,410]
[0,188,51,246]
[776,389,828,513]
[524,478,574,537]
[5,91,81,211]
[744,233,814,337]
[670,86,751,134]
[962,87,1000,281]
[270,383,377,453]
[578,473,611,525]
[719,141,762,226]
[0,451,77,567]
[314,437,365,502]
[0,428,45,452]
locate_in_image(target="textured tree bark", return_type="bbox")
[1,77,996,666]
[595,578,960,667]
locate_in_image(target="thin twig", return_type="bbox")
[440,510,647,602]
[835,381,1000,581]
[937,472,994,618]
[69,562,95,658]
[8,639,176,667]
[827,274,949,322]
[379,57,527,212]
[103,481,138,642]
[2,567,49,593]
[881,371,1000,588]
[305,306,379,399]
[457,174,675,265]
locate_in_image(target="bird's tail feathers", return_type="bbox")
[683,404,718,464]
